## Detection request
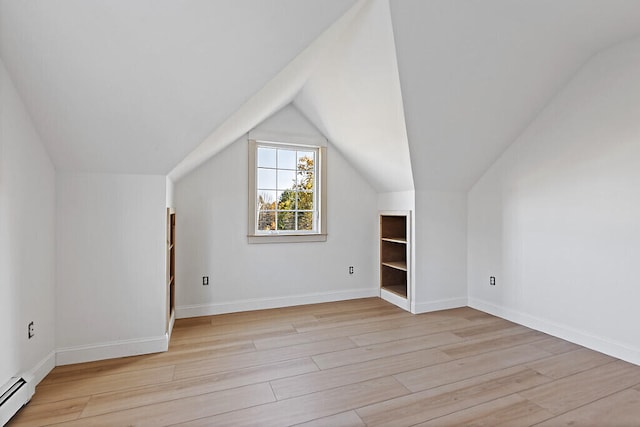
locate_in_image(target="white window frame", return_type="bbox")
[248,137,327,243]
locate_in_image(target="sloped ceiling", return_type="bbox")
[390,0,640,191]
[2,1,640,193]
[169,0,413,193]
[0,0,356,174]
[168,0,369,182]
[294,0,413,192]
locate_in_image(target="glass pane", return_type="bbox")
[297,211,314,231]
[257,147,276,168]
[277,170,296,190]
[297,191,313,210]
[257,211,276,231]
[277,149,296,170]
[297,171,314,190]
[277,190,296,211]
[257,168,276,189]
[257,191,276,211]
[277,211,295,231]
[297,151,315,169]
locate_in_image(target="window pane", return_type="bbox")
[257,168,276,189]
[277,149,296,170]
[257,147,276,168]
[277,170,296,190]
[297,211,314,231]
[297,151,315,171]
[277,211,295,231]
[257,191,276,210]
[297,191,313,210]
[297,171,314,190]
[257,211,276,231]
[277,190,296,211]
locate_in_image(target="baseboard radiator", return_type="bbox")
[0,376,34,426]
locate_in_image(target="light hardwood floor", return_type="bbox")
[8,298,640,426]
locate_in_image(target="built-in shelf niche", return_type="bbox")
[166,207,176,331]
[380,211,411,310]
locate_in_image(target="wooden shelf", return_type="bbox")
[167,207,176,332]
[381,284,407,298]
[381,237,406,244]
[381,261,407,271]
[380,213,410,309]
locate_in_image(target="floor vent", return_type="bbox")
[0,376,34,425]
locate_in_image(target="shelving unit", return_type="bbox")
[380,212,411,310]
[166,207,176,331]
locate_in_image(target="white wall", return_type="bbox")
[56,172,168,364]
[0,58,56,385]
[468,36,640,364]
[377,191,414,213]
[414,190,467,313]
[175,105,378,316]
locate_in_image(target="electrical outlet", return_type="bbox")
[203,276,209,286]
[28,321,34,339]
[489,276,496,286]
[349,266,354,275]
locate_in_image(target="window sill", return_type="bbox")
[247,233,327,244]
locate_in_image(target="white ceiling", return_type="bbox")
[294,0,414,192]
[168,0,367,182]
[2,0,640,192]
[0,0,356,174]
[390,0,640,191]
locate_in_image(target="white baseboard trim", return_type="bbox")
[27,350,56,386]
[469,298,640,366]
[56,335,169,366]
[176,288,379,319]
[412,297,467,314]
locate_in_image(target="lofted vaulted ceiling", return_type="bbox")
[0,0,356,174]
[294,0,413,192]
[391,0,640,191]
[2,0,640,192]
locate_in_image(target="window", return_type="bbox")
[248,139,327,243]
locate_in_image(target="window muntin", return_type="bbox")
[248,138,327,243]
[255,143,318,234]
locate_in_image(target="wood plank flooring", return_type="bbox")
[8,298,640,426]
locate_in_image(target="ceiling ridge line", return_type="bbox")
[168,0,368,182]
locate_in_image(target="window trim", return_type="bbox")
[248,138,327,243]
